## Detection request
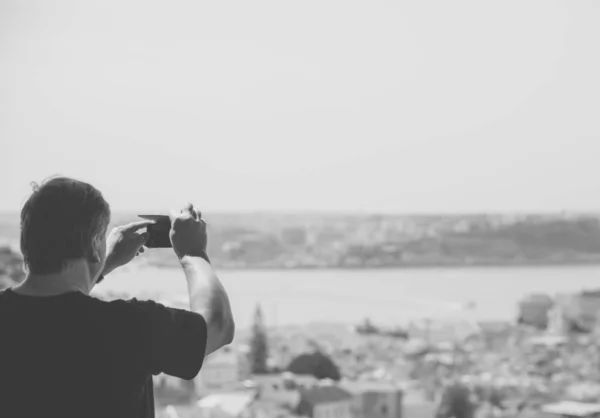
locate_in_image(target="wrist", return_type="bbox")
[179,251,210,266]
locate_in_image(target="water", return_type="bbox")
[93,265,600,330]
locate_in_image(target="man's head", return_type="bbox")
[20,176,111,280]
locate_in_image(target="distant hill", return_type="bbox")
[2,211,600,269]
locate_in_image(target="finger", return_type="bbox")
[195,209,202,219]
[169,209,180,223]
[183,202,195,218]
[122,220,155,232]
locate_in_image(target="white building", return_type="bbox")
[197,392,256,418]
[195,346,250,396]
[250,372,318,408]
[296,384,354,418]
[340,380,404,418]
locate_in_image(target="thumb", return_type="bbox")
[140,232,150,244]
[168,209,180,224]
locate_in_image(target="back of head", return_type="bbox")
[20,176,111,275]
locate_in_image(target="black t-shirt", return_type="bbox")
[0,288,208,418]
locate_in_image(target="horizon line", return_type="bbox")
[1,208,600,217]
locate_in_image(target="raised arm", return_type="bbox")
[169,204,235,356]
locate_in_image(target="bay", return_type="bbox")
[93,265,600,330]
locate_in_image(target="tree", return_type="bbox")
[0,245,25,290]
[287,351,341,381]
[435,381,477,418]
[249,304,269,374]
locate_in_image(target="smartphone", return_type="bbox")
[138,215,171,248]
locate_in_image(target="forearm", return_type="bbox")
[180,254,234,334]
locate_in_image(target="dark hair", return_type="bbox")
[20,176,111,274]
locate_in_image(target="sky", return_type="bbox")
[1,0,599,214]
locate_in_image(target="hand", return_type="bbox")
[103,220,153,275]
[169,203,208,259]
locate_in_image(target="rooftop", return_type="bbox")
[542,401,600,417]
[299,386,353,406]
[250,373,319,387]
[197,391,256,416]
[340,380,403,394]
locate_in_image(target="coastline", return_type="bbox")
[144,259,600,271]
[93,265,600,331]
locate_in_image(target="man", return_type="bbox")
[0,176,235,418]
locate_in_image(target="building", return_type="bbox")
[401,391,437,418]
[196,391,256,418]
[246,399,297,418]
[249,373,355,418]
[280,227,308,247]
[547,298,569,335]
[518,294,554,329]
[541,401,600,418]
[250,372,319,408]
[195,346,251,397]
[340,380,403,418]
[156,404,203,418]
[296,384,354,418]
[559,292,600,333]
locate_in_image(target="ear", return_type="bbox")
[89,235,102,263]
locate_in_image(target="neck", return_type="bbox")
[14,260,98,296]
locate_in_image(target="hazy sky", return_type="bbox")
[1,1,599,213]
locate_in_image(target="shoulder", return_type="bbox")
[96,297,207,334]
[110,297,203,320]
[80,296,168,338]
[85,295,146,318]
[90,295,170,315]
